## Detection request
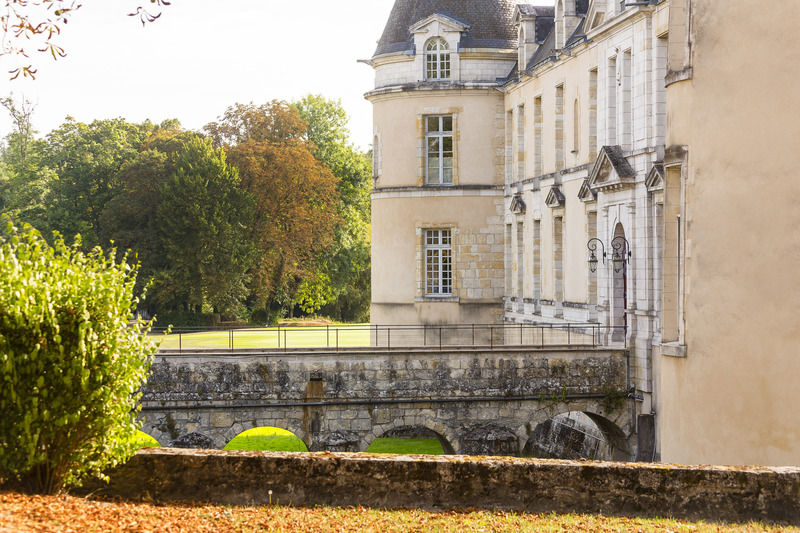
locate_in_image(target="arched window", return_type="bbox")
[425,38,450,80]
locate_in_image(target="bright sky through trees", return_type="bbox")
[0,0,554,150]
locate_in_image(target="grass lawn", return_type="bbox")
[131,430,160,449]
[1,491,794,532]
[366,438,445,455]
[223,427,308,452]
[154,325,371,350]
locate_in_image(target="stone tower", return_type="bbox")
[364,0,523,327]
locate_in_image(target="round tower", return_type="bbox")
[365,0,522,328]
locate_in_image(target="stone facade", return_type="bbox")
[140,349,633,458]
[86,449,800,525]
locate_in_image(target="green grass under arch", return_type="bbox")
[224,427,308,452]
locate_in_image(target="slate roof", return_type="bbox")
[374,0,523,57]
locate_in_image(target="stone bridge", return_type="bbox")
[140,347,636,459]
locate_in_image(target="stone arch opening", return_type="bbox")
[223,426,308,452]
[523,411,631,461]
[367,425,455,455]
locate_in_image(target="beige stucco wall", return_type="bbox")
[371,90,504,189]
[371,194,504,325]
[659,0,800,466]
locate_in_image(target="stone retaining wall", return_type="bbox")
[85,449,800,525]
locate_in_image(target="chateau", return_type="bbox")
[364,0,800,467]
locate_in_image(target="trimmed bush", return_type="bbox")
[0,220,158,493]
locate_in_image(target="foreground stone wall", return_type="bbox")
[85,449,800,525]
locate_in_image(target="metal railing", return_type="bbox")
[152,322,627,353]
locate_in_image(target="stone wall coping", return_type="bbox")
[156,346,625,359]
[84,449,800,525]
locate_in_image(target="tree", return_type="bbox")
[209,101,341,317]
[0,94,54,231]
[0,218,157,494]
[155,136,254,316]
[97,122,197,307]
[43,117,155,248]
[294,95,372,321]
[1,0,171,79]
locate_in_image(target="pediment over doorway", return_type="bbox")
[588,146,636,192]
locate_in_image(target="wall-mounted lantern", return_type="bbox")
[587,238,606,273]
[587,236,632,273]
[611,236,632,273]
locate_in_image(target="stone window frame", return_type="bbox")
[415,224,459,302]
[425,115,454,185]
[425,37,451,81]
[417,108,460,186]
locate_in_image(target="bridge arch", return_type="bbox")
[224,426,308,452]
[522,409,632,461]
[362,416,458,454]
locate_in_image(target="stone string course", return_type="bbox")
[84,449,800,525]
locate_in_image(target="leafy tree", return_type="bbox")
[155,136,254,316]
[1,0,171,79]
[43,117,155,248]
[210,102,340,317]
[0,218,157,494]
[294,95,372,321]
[97,122,198,306]
[0,95,53,230]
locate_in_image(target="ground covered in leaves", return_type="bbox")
[0,491,796,532]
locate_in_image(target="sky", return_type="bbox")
[0,0,553,151]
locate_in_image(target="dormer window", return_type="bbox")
[425,38,451,80]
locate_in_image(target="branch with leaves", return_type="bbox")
[0,0,170,79]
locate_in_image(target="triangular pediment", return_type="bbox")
[578,179,597,203]
[585,0,606,31]
[410,13,470,35]
[588,145,636,192]
[545,186,566,208]
[510,194,527,214]
[646,163,665,192]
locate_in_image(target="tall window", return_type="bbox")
[426,38,450,80]
[426,115,453,184]
[425,229,452,296]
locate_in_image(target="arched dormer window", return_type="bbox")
[425,38,450,80]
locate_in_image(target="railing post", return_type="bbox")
[179,331,182,353]
[472,324,475,346]
[327,325,330,348]
[490,327,493,349]
[387,327,391,350]
[439,327,442,350]
[284,329,287,351]
[567,323,571,345]
[277,324,280,349]
[520,322,523,345]
[336,328,339,352]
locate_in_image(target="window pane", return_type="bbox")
[442,136,452,151]
[442,117,452,132]
[426,116,439,132]
[427,137,440,152]
[442,166,453,184]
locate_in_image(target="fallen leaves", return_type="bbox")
[0,491,794,532]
